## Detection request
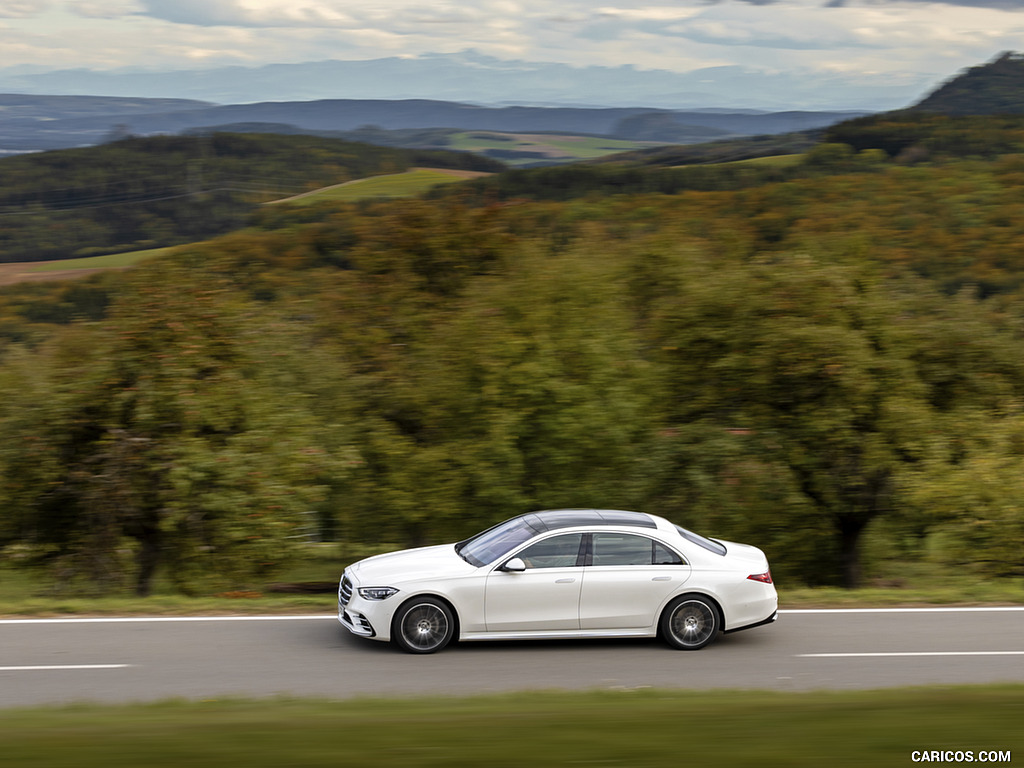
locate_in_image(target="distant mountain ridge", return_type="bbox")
[5,52,1020,157]
[0,94,211,120]
[0,94,865,153]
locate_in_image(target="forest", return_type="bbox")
[1,106,1024,598]
[0,132,502,263]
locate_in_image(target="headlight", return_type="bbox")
[357,586,399,601]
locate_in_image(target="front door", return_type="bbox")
[484,533,584,632]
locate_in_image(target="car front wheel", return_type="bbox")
[392,597,455,654]
[661,595,721,650]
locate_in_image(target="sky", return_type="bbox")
[1,0,1022,88]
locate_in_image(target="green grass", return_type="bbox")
[540,135,658,158]
[724,153,804,167]
[781,579,1024,608]
[2,686,1021,767]
[448,131,655,165]
[667,154,805,170]
[276,169,475,205]
[27,247,176,272]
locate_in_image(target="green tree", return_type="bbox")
[652,253,935,587]
[335,239,657,545]
[906,412,1024,577]
[0,258,339,595]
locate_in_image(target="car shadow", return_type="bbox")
[328,625,758,655]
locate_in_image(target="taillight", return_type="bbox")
[747,570,773,584]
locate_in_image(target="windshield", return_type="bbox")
[456,516,541,567]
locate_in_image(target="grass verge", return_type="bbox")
[2,686,1021,767]
[2,543,1021,616]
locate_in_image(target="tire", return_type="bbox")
[392,597,455,654]
[661,594,721,650]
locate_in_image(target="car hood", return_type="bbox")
[349,543,477,585]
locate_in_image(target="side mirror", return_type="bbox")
[501,557,527,572]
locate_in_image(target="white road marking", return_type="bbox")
[782,607,1024,614]
[0,615,335,625]
[0,664,132,671]
[799,651,1024,658]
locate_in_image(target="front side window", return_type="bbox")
[591,533,685,566]
[517,533,585,569]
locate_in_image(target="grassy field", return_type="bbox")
[448,131,657,165]
[27,246,177,272]
[0,247,175,287]
[724,153,804,167]
[273,168,487,205]
[1,686,1021,767]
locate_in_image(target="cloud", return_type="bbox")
[835,0,1024,8]
[137,0,254,25]
[124,0,1024,31]
[71,1,141,18]
[1,0,1022,101]
[0,0,50,18]
[135,0,532,29]
[868,0,1024,7]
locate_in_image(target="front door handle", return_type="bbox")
[555,578,576,584]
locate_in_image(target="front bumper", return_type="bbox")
[337,571,387,639]
[339,606,376,637]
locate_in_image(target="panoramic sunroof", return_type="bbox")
[531,509,656,530]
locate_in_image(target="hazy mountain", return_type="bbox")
[0,93,866,152]
[0,94,211,120]
[0,50,931,112]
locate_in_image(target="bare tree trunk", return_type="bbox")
[134,527,161,597]
[838,516,867,589]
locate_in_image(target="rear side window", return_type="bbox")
[591,533,685,566]
[654,542,684,565]
[674,524,727,556]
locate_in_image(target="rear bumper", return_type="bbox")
[724,610,778,634]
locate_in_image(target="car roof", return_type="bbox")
[526,509,659,532]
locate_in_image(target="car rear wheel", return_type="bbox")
[392,597,455,654]
[661,595,721,650]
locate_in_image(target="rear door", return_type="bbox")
[578,532,691,630]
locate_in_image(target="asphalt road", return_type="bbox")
[2,608,1023,709]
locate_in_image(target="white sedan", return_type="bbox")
[338,509,777,653]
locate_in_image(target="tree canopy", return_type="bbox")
[3,115,1024,593]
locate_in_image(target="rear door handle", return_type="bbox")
[652,576,672,581]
